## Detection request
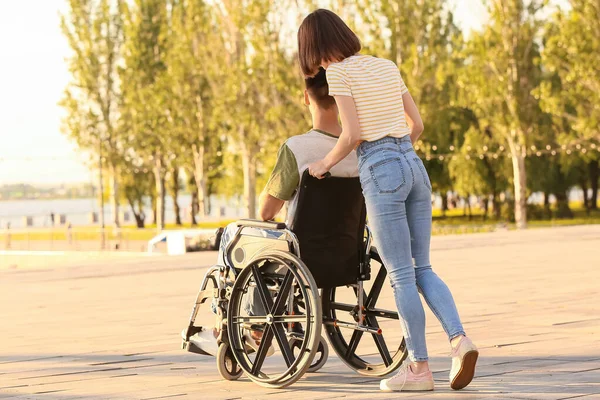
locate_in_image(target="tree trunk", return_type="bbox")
[509,140,527,229]
[193,144,208,218]
[171,168,182,226]
[492,191,501,220]
[128,198,145,228]
[483,197,489,221]
[580,179,589,211]
[190,191,198,226]
[241,147,257,219]
[466,194,472,221]
[590,159,599,210]
[555,190,573,219]
[134,214,145,228]
[151,195,157,225]
[108,163,120,228]
[153,156,166,231]
[543,191,552,219]
[441,192,448,217]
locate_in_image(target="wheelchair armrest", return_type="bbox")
[236,219,287,230]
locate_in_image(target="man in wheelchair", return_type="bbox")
[185,67,359,357]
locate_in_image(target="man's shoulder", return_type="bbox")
[285,130,358,178]
[285,129,335,151]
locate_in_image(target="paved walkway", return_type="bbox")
[1,225,599,399]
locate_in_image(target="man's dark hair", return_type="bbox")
[297,9,361,77]
[305,68,336,110]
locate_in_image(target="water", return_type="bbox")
[0,195,247,229]
[0,189,586,229]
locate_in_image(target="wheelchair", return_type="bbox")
[181,171,408,388]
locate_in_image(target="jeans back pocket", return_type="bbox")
[370,157,406,194]
[413,158,432,192]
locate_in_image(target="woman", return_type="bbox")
[297,9,478,392]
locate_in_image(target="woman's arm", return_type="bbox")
[403,91,424,144]
[308,96,361,178]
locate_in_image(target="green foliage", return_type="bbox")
[60,0,600,228]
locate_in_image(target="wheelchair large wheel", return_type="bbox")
[322,248,407,376]
[227,250,322,388]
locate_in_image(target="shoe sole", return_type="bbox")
[380,380,434,392]
[451,350,478,390]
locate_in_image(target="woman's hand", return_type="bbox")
[308,159,330,179]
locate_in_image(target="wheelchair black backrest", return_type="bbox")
[290,170,366,288]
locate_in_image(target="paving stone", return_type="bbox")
[0,225,599,399]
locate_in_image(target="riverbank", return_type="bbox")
[1,208,599,252]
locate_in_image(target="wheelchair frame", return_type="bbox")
[182,221,407,388]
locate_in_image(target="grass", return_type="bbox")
[1,220,237,243]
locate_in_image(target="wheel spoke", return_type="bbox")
[272,315,310,323]
[345,329,364,359]
[366,266,386,308]
[230,316,269,324]
[272,323,295,368]
[251,264,275,311]
[270,270,293,315]
[251,325,275,375]
[367,316,392,366]
[330,302,354,312]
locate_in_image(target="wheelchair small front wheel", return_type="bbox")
[289,335,328,373]
[216,342,243,381]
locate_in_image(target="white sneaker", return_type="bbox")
[449,336,478,390]
[380,363,434,391]
[185,328,218,357]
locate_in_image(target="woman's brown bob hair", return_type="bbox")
[297,9,361,77]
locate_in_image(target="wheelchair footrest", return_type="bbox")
[183,340,213,356]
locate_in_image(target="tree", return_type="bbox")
[539,1,600,210]
[166,0,221,219]
[212,0,306,218]
[448,126,510,219]
[118,164,153,228]
[120,0,171,231]
[461,0,546,229]
[354,0,471,210]
[60,0,124,229]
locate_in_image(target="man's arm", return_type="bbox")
[259,143,299,221]
[259,192,285,221]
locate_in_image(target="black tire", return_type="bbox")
[216,342,243,381]
[227,250,322,388]
[322,249,408,376]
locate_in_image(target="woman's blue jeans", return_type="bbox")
[357,136,465,361]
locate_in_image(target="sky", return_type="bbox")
[0,0,488,185]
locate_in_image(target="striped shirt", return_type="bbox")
[326,55,410,142]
